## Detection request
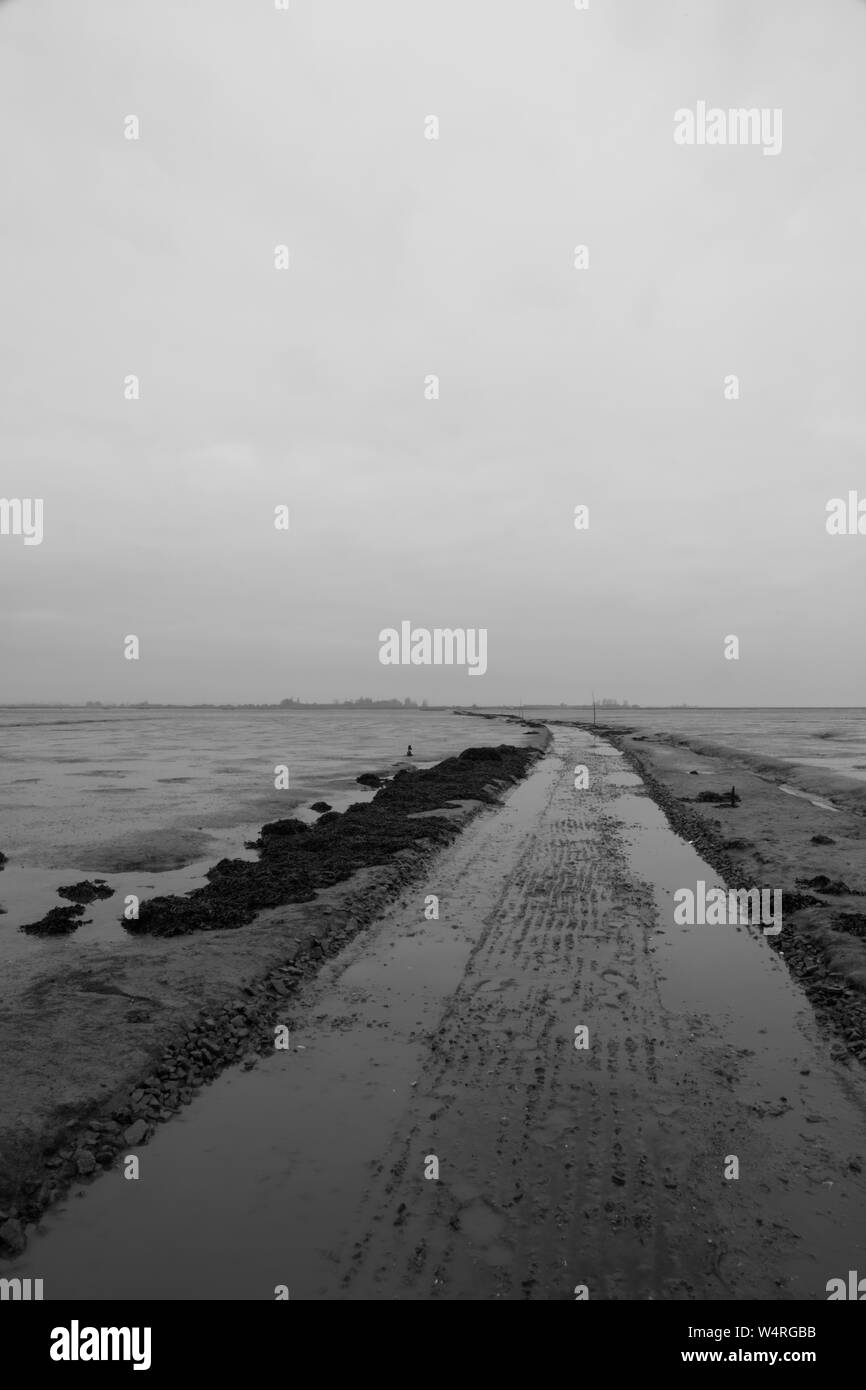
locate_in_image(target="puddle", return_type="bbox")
[0,787,378,958]
[5,760,561,1299]
[779,784,840,813]
[605,748,866,1289]
[7,738,866,1300]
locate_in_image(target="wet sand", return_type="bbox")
[0,735,544,1253]
[5,727,866,1299]
[597,723,866,1057]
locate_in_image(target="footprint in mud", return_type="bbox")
[601,969,631,987]
[479,1242,513,1268]
[611,1139,627,1188]
[653,1101,683,1120]
[599,968,635,1006]
[476,977,518,994]
[450,1178,483,1205]
[530,1106,579,1148]
[460,1201,505,1246]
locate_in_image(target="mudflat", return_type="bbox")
[6,726,866,1299]
[0,737,545,1259]
[602,723,866,1057]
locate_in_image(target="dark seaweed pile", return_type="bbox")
[57,879,115,904]
[126,743,538,938]
[20,904,88,936]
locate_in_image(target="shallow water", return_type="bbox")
[494,706,866,784]
[11,729,866,1299]
[5,756,559,1299]
[779,784,840,813]
[0,708,516,950]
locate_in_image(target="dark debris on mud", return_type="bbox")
[0,740,544,1257]
[20,904,90,936]
[126,744,539,939]
[57,880,115,904]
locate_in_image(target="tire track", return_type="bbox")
[15,729,866,1300]
[333,731,866,1299]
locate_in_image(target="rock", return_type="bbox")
[0,850,6,869]
[833,912,866,940]
[0,1217,25,1255]
[797,874,852,896]
[57,880,115,904]
[76,1150,97,1176]
[124,1119,148,1147]
[811,835,836,846]
[310,801,332,813]
[356,773,383,787]
[695,789,740,806]
[318,812,340,825]
[782,890,820,913]
[259,818,309,838]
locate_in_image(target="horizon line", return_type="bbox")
[1,702,864,712]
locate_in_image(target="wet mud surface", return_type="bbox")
[7,729,866,1298]
[0,738,544,1258]
[601,725,866,1070]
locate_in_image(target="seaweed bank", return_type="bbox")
[0,732,547,1259]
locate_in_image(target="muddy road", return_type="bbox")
[10,728,866,1299]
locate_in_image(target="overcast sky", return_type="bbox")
[1,0,864,705]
